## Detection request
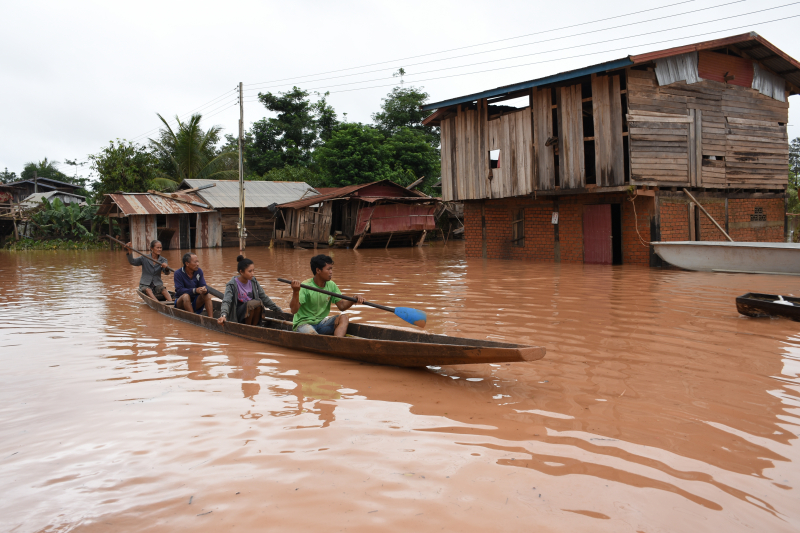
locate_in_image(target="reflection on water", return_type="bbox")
[1,243,800,532]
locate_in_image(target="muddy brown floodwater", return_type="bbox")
[1,243,800,532]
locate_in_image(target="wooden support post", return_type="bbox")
[688,202,696,241]
[683,188,734,242]
[353,233,366,250]
[417,230,427,247]
[385,232,393,249]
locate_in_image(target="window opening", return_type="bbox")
[489,150,501,169]
[611,204,622,264]
[512,209,524,247]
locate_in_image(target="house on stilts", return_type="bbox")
[273,180,440,249]
[422,32,797,265]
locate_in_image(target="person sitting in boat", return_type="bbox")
[174,252,213,318]
[126,239,172,303]
[217,255,282,326]
[289,254,364,337]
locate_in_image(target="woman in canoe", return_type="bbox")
[217,255,283,326]
[126,239,172,303]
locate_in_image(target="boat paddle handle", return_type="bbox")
[277,278,394,312]
[105,234,225,300]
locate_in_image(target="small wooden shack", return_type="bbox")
[97,192,220,251]
[422,32,797,265]
[274,180,440,249]
[180,179,317,247]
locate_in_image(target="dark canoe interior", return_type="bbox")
[736,292,800,322]
[158,292,532,350]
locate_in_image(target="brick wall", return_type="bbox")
[728,198,784,242]
[623,195,654,264]
[697,200,727,241]
[462,193,654,265]
[659,199,689,242]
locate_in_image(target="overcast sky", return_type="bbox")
[2,0,800,182]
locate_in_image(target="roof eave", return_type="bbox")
[421,57,633,111]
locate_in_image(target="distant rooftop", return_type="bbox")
[181,179,317,209]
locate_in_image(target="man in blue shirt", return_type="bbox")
[174,253,213,317]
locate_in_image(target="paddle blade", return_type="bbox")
[395,307,427,328]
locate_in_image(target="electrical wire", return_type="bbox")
[243,0,697,87]
[243,0,794,95]
[128,88,238,142]
[238,9,799,98]
[240,14,800,98]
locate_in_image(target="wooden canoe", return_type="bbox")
[136,291,545,367]
[736,292,800,322]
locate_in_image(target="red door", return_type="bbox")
[583,204,612,264]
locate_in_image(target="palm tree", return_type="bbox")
[149,113,238,190]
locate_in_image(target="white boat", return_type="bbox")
[652,241,800,275]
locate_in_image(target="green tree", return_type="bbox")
[0,168,17,184]
[315,123,389,187]
[89,140,162,198]
[246,87,338,175]
[29,197,98,239]
[372,86,439,146]
[149,113,238,188]
[256,165,325,188]
[789,137,800,189]
[383,127,440,191]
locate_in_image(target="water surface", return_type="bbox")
[1,243,799,532]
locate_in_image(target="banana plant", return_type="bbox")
[30,198,96,239]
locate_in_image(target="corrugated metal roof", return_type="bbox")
[422,32,800,113]
[182,179,318,208]
[278,180,434,210]
[21,191,86,205]
[97,192,214,216]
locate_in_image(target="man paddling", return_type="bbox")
[175,253,213,318]
[126,240,172,302]
[289,254,364,337]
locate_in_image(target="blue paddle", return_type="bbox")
[277,278,427,328]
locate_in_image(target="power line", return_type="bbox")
[128,88,238,142]
[239,14,799,99]
[244,0,696,87]
[240,6,798,97]
[244,0,790,95]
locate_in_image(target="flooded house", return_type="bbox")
[273,180,440,249]
[97,191,220,250]
[422,32,796,265]
[179,179,317,248]
[7,177,84,200]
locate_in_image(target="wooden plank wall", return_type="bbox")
[486,106,533,198]
[556,85,585,189]
[296,203,333,243]
[533,87,554,190]
[626,67,788,189]
[130,214,157,252]
[592,74,625,186]
[220,208,274,247]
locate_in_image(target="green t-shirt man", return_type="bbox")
[292,278,342,331]
[289,254,364,337]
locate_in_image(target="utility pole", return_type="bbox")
[238,81,246,255]
[34,170,38,194]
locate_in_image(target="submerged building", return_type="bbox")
[422,33,796,265]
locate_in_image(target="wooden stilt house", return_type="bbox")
[422,32,798,265]
[273,180,440,249]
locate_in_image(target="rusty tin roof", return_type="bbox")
[97,192,214,216]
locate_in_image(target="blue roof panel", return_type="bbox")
[421,57,633,111]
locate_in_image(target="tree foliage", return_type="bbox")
[255,165,325,188]
[0,168,17,184]
[149,114,238,187]
[89,140,162,198]
[372,86,439,146]
[29,197,100,239]
[246,87,338,175]
[315,123,390,187]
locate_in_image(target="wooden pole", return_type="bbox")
[385,232,393,249]
[682,188,734,242]
[238,81,246,255]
